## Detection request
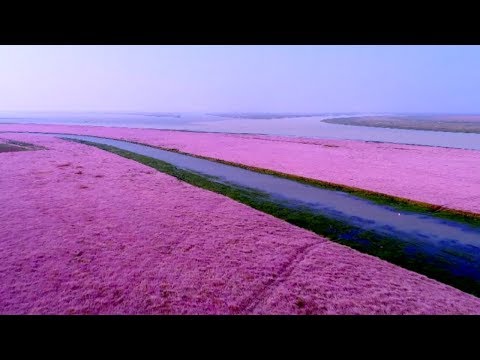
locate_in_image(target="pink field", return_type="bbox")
[1,133,480,314]
[1,123,479,214]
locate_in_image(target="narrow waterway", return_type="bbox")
[5,131,480,290]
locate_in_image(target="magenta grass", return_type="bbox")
[1,123,479,214]
[1,133,480,314]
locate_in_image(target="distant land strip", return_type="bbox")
[323,115,480,134]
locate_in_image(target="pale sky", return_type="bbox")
[1,45,479,113]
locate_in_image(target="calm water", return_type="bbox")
[9,131,480,283]
[1,111,480,150]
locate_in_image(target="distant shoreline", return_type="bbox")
[323,115,480,134]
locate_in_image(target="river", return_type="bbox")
[1,112,480,150]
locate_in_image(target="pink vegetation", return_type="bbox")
[1,133,480,314]
[1,123,479,214]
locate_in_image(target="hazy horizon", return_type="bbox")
[1,110,480,115]
[1,45,480,114]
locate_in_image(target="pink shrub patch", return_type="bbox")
[1,123,479,214]
[1,133,480,314]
